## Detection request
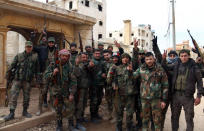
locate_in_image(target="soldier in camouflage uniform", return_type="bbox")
[34,37,57,116]
[89,49,106,122]
[133,52,168,131]
[4,41,40,121]
[85,45,93,60]
[107,53,135,131]
[74,52,91,131]
[44,49,78,131]
[70,42,79,66]
[103,50,114,120]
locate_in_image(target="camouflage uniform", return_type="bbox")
[70,51,78,66]
[44,60,77,129]
[107,61,136,130]
[89,57,106,120]
[74,61,90,121]
[133,63,168,131]
[104,60,114,118]
[5,41,39,121]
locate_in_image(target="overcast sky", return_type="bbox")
[38,0,204,50]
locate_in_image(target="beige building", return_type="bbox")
[107,20,155,53]
[50,0,106,46]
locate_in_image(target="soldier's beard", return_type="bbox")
[48,46,54,52]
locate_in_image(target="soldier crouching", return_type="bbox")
[44,49,77,131]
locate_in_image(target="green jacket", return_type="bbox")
[44,61,77,97]
[7,51,39,82]
[74,62,91,89]
[108,64,136,95]
[133,63,168,101]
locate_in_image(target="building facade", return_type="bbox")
[50,0,106,44]
[107,20,155,52]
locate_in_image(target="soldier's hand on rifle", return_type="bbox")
[133,38,138,48]
[69,94,74,102]
[161,102,166,109]
[194,97,201,106]
[53,68,59,76]
[162,50,167,60]
[89,60,94,67]
[152,36,157,46]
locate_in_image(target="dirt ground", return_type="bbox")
[1,88,204,131]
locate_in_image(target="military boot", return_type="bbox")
[22,107,32,118]
[116,122,122,131]
[4,109,15,121]
[126,123,132,131]
[68,120,79,131]
[76,119,86,131]
[36,109,42,116]
[43,94,48,108]
[56,120,63,131]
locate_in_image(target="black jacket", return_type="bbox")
[171,58,203,98]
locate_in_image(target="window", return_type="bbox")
[119,33,123,37]
[146,33,148,37]
[99,21,103,26]
[109,33,112,37]
[85,0,89,7]
[131,33,134,36]
[98,34,102,39]
[146,43,148,46]
[81,0,84,4]
[69,1,73,10]
[98,5,103,11]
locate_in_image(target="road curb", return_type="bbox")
[0,111,55,131]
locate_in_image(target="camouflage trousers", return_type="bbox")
[171,92,194,131]
[89,85,104,117]
[135,95,142,128]
[54,95,75,121]
[105,87,113,114]
[75,88,88,120]
[9,80,31,110]
[141,99,162,131]
[38,83,48,109]
[114,95,135,127]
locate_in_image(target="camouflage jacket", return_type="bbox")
[7,51,39,82]
[107,64,136,95]
[90,58,106,86]
[70,51,78,66]
[44,61,77,97]
[133,63,168,101]
[74,62,91,89]
[104,60,113,74]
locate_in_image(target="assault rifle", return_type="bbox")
[78,32,83,52]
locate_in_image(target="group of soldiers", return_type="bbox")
[4,35,204,131]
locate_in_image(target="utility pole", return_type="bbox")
[171,0,176,50]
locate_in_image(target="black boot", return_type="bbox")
[76,119,86,131]
[43,94,48,108]
[56,120,63,131]
[4,109,15,121]
[116,122,122,131]
[22,107,32,118]
[91,113,100,123]
[68,120,79,131]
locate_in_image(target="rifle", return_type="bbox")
[187,30,203,59]
[61,30,71,48]
[5,69,15,107]
[92,30,95,51]
[37,15,47,45]
[78,32,83,52]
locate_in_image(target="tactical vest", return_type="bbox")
[175,68,189,91]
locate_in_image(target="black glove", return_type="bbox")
[152,36,157,46]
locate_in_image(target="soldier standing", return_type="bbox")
[103,50,114,120]
[164,49,203,131]
[44,49,78,131]
[70,42,79,66]
[89,49,106,122]
[85,45,93,60]
[34,37,58,116]
[74,53,90,131]
[4,41,39,121]
[108,53,135,131]
[133,52,168,131]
